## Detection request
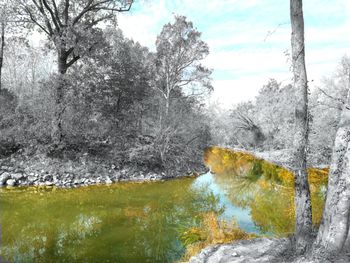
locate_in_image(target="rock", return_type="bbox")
[6,179,16,186]
[12,173,23,180]
[45,181,54,186]
[28,176,38,183]
[189,238,290,263]
[149,174,157,181]
[105,177,113,184]
[0,172,11,185]
[73,179,82,185]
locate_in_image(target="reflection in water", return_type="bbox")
[0,179,223,263]
[0,147,328,262]
[204,146,328,236]
[193,173,259,234]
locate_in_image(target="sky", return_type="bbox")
[117,0,350,108]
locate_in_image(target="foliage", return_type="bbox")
[308,55,350,165]
[152,15,213,166]
[179,212,254,262]
[0,16,212,175]
[210,79,296,151]
[204,147,328,235]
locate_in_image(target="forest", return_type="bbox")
[0,0,350,263]
[0,2,212,182]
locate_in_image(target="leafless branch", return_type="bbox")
[318,87,345,105]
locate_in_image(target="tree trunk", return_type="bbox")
[0,22,5,92]
[51,54,67,145]
[313,89,350,255]
[290,0,313,253]
[165,97,170,118]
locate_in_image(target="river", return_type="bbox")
[0,147,327,263]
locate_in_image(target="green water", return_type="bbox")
[0,175,242,263]
[0,152,327,263]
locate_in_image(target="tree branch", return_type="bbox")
[318,87,345,105]
[63,0,69,24]
[42,0,61,31]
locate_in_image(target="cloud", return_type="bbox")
[117,0,350,108]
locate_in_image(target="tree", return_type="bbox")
[154,15,212,123]
[16,0,133,144]
[230,102,265,149]
[312,57,350,256]
[290,0,313,252]
[254,79,295,150]
[0,5,5,92]
[0,0,16,92]
[309,56,350,165]
[63,28,154,142]
[153,15,212,164]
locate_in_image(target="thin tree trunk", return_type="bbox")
[51,55,67,145]
[0,22,5,92]
[290,0,313,253]
[165,97,170,117]
[313,89,350,255]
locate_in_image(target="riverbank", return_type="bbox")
[188,237,350,263]
[0,151,206,188]
[226,147,328,170]
[191,146,334,263]
[188,238,291,263]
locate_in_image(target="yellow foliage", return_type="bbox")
[308,168,328,186]
[204,146,256,176]
[179,212,255,262]
[204,147,329,235]
[277,169,294,186]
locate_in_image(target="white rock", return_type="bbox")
[105,177,113,184]
[0,172,11,185]
[12,173,23,180]
[6,179,16,186]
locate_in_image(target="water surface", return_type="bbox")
[0,147,327,262]
[0,173,256,263]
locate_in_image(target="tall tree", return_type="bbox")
[153,15,212,163]
[154,15,212,122]
[290,0,313,252]
[312,57,350,256]
[16,0,133,144]
[0,0,15,92]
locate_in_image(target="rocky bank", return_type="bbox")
[188,238,291,263]
[0,152,204,188]
[188,237,350,263]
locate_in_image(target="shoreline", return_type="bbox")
[0,166,207,189]
[0,149,208,188]
[221,146,328,171]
